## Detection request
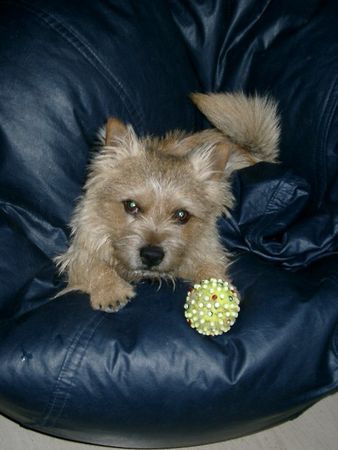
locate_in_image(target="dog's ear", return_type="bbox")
[105,118,129,145]
[104,117,143,159]
[172,130,231,181]
[187,142,230,182]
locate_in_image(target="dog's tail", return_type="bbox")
[191,92,280,163]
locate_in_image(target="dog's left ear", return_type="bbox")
[188,142,230,182]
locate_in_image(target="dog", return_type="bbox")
[56,92,280,312]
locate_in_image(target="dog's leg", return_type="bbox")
[179,260,228,285]
[56,231,136,312]
[56,251,136,312]
[178,244,230,285]
[87,260,136,312]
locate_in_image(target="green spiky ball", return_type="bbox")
[184,279,240,336]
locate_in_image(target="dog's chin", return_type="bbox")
[128,266,176,284]
[133,267,167,279]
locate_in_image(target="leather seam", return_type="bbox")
[39,313,105,428]
[5,0,144,130]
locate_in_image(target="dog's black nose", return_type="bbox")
[140,245,165,268]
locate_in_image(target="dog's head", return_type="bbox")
[86,118,234,281]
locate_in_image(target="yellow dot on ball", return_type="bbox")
[184,279,240,336]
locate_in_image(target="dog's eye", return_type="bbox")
[123,200,140,215]
[173,209,191,224]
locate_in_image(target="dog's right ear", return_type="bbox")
[104,117,142,159]
[105,118,129,145]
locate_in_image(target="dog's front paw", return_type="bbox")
[90,281,136,313]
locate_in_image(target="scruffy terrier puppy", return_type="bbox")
[56,93,280,312]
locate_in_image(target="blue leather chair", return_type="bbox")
[0,0,337,447]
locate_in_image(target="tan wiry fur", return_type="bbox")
[55,92,280,312]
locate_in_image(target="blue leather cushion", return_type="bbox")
[0,0,337,448]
